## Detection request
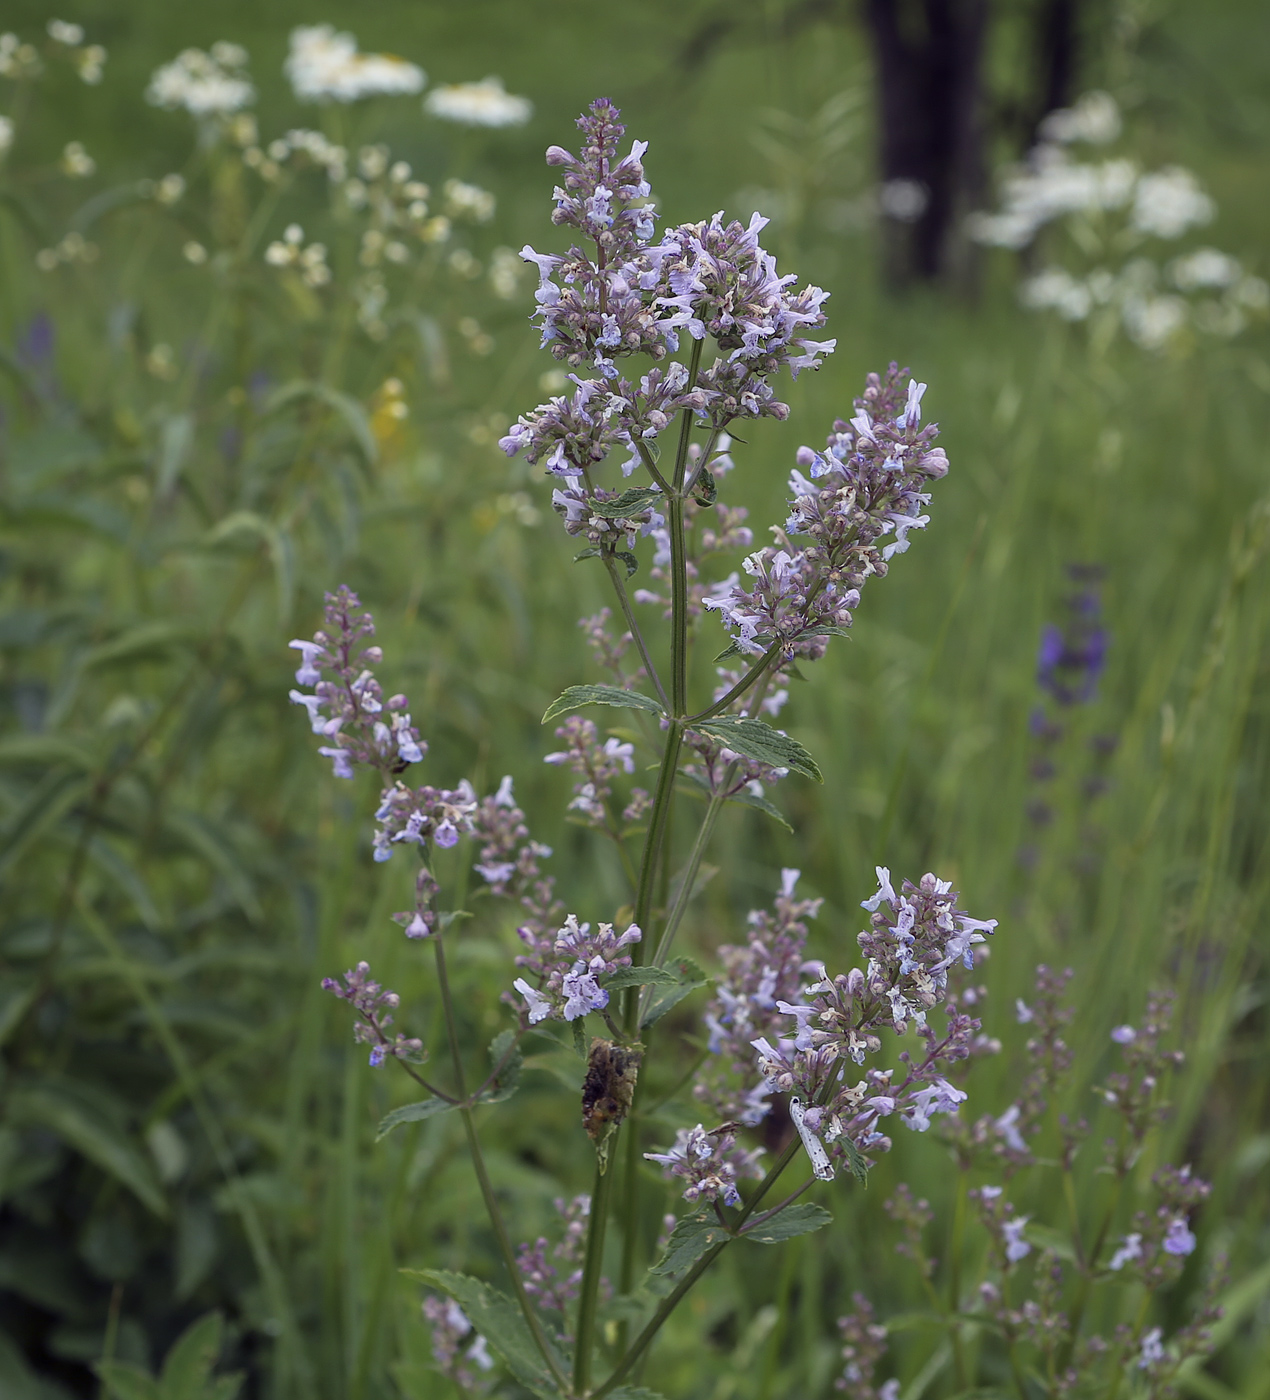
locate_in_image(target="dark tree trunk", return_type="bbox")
[1031,0,1080,141]
[862,0,991,287]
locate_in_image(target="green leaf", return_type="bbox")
[376,1098,454,1141]
[615,550,639,578]
[83,621,196,670]
[693,716,822,782]
[571,1018,587,1057]
[740,1202,833,1243]
[648,1213,731,1275]
[155,414,195,498]
[587,488,663,517]
[159,1312,222,1399]
[713,640,745,663]
[9,1080,167,1218]
[480,1029,523,1104]
[573,546,602,562]
[641,956,709,1029]
[403,1269,566,1396]
[0,771,92,881]
[0,979,37,1047]
[201,512,294,623]
[1023,1222,1077,1262]
[95,1362,161,1400]
[726,786,793,832]
[264,380,377,467]
[601,966,682,991]
[542,684,664,724]
[164,811,263,925]
[842,1136,871,1187]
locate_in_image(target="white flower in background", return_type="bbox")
[878,178,928,222]
[488,246,523,299]
[0,115,13,158]
[1020,268,1092,321]
[1168,246,1242,290]
[154,173,185,205]
[0,32,41,78]
[60,141,95,177]
[47,19,84,45]
[264,223,332,288]
[183,241,208,265]
[147,44,255,116]
[285,25,424,103]
[443,178,495,223]
[1038,89,1121,146]
[425,75,532,127]
[1131,167,1214,239]
[1122,293,1188,350]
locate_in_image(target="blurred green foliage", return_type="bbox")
[0,2,1268,1398]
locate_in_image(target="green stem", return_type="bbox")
[640,788,724,1016]
[668,339,704,718]
[593,1135,802,1398]
[689,640,784,723]
[573,1147,618,1395]
[431,938,568,1393]
[626,725,683,981]
[602,549,669,711]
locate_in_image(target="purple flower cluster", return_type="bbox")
[544,716,636,827]
[501,97,832,533]
[422,1296,493,1390]
[289,586,425,780]
[749,868,997,1179]
[695,868,823,1125]
[371,778,478,864]
[1037,565,1109,706]
[643,1124,765,1207]
[704,368,948,662]
[515,1194,594,1341]
[512,914,641,1025]
[836,1295,896,1400]
[1107,1162,1206,1285]
[321,961,422,1067]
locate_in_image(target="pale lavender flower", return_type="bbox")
[705,366,948,663]
[1111,1024,1136,1044]
[1108,1232,1143,1270]
[1162,1216,1196,1256]
[1001,1215,1032,1263]
[511,915,641,1025]
[644,1123,765,1207]
[288,586,426,782]
[322,961,422,1065]
[422,1296,492,1390]
[1137,1326,1166,1369]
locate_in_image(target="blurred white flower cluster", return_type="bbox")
[146,43,255,116]
[425,76,532,128]
[970,91,1266,351]
[285,25,424,104]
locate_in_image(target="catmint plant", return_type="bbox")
[294,99,998,1398]
[834,970,1225,1400]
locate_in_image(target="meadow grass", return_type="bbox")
[1,3,1268,1398]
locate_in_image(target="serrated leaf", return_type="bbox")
[9,1080,167,1217]
[95,1362,161,1400]
[159,1312,222,1398]
[403,1269,565,1396]
[480,1029,523,1104]
[601,966,682,991]
[615,550,639,578]
[1023,1222,1077,1262]
[694,717,822,782]
[376,1098,454,1141]
[842,1136,871,1186]
[692,471,718,506]
[588,488,663,517]
[641,956,709,1028]
[542,684,664,724]
[740,1202,833,1243]
[726,786,793,832]
[648,1213,731,1275]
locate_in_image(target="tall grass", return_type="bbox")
[1,2,1267,1397]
